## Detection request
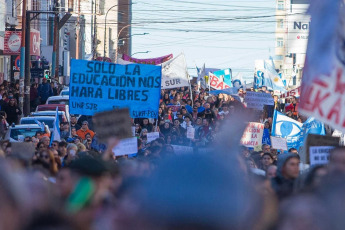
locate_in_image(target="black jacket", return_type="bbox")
[4,104,22,125]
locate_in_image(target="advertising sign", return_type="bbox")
[30,29,40,56]
[4,31,21,55]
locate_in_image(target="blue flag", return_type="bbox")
[272,110,303,150]
[297,117,325,149]
[49,107,61,146]
[262,129,271,146]
[213,68,232,87]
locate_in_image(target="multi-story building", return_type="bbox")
[274,0,310,87]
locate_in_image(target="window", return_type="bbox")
[277,1,284,10]
[276,38,284,47]
[277,19,284,29]
[275,55,284,60]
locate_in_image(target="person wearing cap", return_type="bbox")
[76,121,95,140]
[271,153,300,200]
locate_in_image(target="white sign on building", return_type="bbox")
[287,3,310,54]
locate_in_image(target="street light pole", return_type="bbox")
[115,24,132,63]
[104,4,117,58]
[132,51,150,56]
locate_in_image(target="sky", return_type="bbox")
[130,0,276,82]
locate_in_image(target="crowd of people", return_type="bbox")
[0,80,343,230]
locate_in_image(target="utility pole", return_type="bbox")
[52,11,59,80]
[24,11,31,116]
[19,0,27,114]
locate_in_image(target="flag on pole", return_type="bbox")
[264,60,286,92]
[161,53,189,89]
[271,110,303,150]
[196,64,207,89]
[213,68,232,87]
[34,119,45,131]
[50,107,61,146]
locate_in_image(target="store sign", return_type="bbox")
[4,31,21,55]
[30,29,40,56]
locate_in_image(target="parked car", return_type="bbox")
[4,124,43,142]
[60,89,69,96]
[20,116,55,132]
[46,96,69,105]
[35,104,70,122]
[30,111,68,123]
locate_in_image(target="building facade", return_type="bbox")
[274,0,310,87]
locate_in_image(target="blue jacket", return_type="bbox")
[38,83,53,101]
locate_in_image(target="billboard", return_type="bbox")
[4,31,21,55]
[287,13,311,54]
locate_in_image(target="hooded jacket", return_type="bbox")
[271,153,300,200]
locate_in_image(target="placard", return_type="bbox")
[309,146,335,166]
[171,145,193,155]
[112,137,138,156]
[69,59,162,118]
[11,142,36,160]
[186,127,195,139]
[271,136,288,150]
[244,91,274,110]
[305,134,340,164]
[147,132,160,143]
[93,108,132,142]
[240,122,264,147]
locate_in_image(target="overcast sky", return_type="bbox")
[131,0,276,81]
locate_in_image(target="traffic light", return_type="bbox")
[44,70,50,79]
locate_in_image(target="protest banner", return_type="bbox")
[93,108,132,142]
[161,53,190,89]
[244,91,274,110]
[123,53,173,65]
[309,146,335,166]
[271,136,288,151]
[69,59,161,118]
[299,0,345,133]
[166,105,181,113]
[305,134,340,164]
[171,145,194,155]
[209,73,231,90]
[213,68,232,87]
[147,132,160,143]
[280,87,300,98]
[186,127,195,139]
[112,137,138,156]
[240,122,264,148]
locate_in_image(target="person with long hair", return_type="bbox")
[3,97,22,125]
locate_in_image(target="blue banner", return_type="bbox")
[69,59,162,118]
[262,128,271,145]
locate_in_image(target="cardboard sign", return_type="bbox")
[186,127,195,139]
[11,142,36,160]
[93,108,132,142]
[309,146,335,166]
[271,136,288,150]
[69,59,162,117]
[280,87,301,98]
[171,145,194,155]
[112,137,138,156]
[240,122,264,147]
[147,132,160,143]
[305,134,340,164]
[244,91,274,110]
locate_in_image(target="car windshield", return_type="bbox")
[61,91,69,95]
[32,114,65,122]
[21,119,54,129]
[10,128,42,140]
[48,100,69,105]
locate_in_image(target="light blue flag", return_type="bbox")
[254,71,264,89]
[34,119,45,131]
[264,60,286,92]
[49,107,61,146]
[213,68,232,87]
[272,110,303,150]
[296,117,325,149]
[262,129,271,146]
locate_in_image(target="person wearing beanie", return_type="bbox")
[271,153,300,200]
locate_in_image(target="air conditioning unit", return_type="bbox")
[6,16,18,26]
